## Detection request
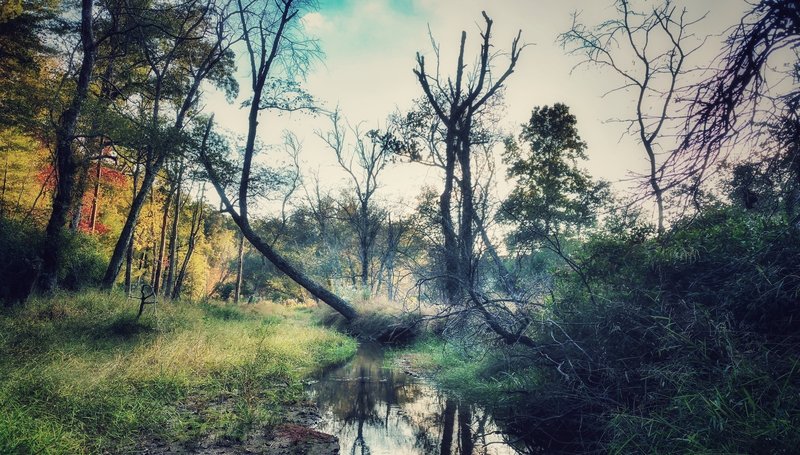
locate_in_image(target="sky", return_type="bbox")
[206,0,752,215]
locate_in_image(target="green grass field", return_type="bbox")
[0,292,356,454]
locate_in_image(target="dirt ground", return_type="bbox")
[139,400,339,455]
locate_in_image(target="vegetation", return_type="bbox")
[1,0,799,453]
[399,207,800,453]
[0,292,356,453]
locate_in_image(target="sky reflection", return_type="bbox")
[309,343,524,455]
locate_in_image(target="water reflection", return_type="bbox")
[308,343,524,455]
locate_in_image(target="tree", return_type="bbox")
[502,104,608,247]
[560,0,703,233]
[102,0,238,288]
[500,103,609,303]
[681,0,800,203]
[201,0,357,320]
[0,0,56,133]
[318,111,394,291]
[413,11,523,304]
[38,0,97,291]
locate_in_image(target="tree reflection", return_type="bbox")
[309,343,522,455]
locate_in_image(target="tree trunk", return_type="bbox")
[38,0,95,293]
[124,235,134,295]
[234,231,244,303]
[152,186,172,295]
[439,129,461,304]
[124,164,140,295]
[457,125,475,289]
[440,398,456,455]
[458,404,473,454]
[164,165,183,296]
[241,221,358,319]
[102,157,164,288]
[87,154,102,232]
[172,187,203,300]
[69,161,90,231]
[1,159,8,218]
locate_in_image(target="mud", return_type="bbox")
[139,400,339,455]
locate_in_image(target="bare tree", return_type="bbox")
[413,11,523,303]
[560,0,704,233]
[680,0,800,196]
[201,0,357,319]
[318,110,393,291]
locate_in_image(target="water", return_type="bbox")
[308,343,527,455]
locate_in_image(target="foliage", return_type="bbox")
[501,103,608,249]
[0,0,58,131]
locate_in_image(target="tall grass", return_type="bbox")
[0,291,356,454]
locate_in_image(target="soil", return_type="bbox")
[139,400,339,455]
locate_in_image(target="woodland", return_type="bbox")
[1,0,799,453]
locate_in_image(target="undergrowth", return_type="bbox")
[395,209,800,454]
[0,291,356,454]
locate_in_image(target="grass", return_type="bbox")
[389,335,540,405]
[313,294,427,342]
[0,291,356,454]
[393,334,800,454]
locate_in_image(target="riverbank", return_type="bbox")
[0,291,356,454]
[392,333,800,454]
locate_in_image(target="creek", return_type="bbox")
[308,343,530,455]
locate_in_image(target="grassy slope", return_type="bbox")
[0,292,356,454]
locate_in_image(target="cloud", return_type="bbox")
[301,11,332,33]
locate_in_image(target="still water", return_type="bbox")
[308,343,527,455]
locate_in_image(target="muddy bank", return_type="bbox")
[141,401,339,455]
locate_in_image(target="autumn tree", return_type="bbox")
[0,0,56,133]
[102,0,238,288]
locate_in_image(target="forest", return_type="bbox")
[1,0,799,453]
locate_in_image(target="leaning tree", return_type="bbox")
[200,0,357,319]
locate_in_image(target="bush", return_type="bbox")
[58,231,107,290]
[0,219,42,305]
[0,219,108,304]
[534,207,800,452]
[402,207,800,453]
